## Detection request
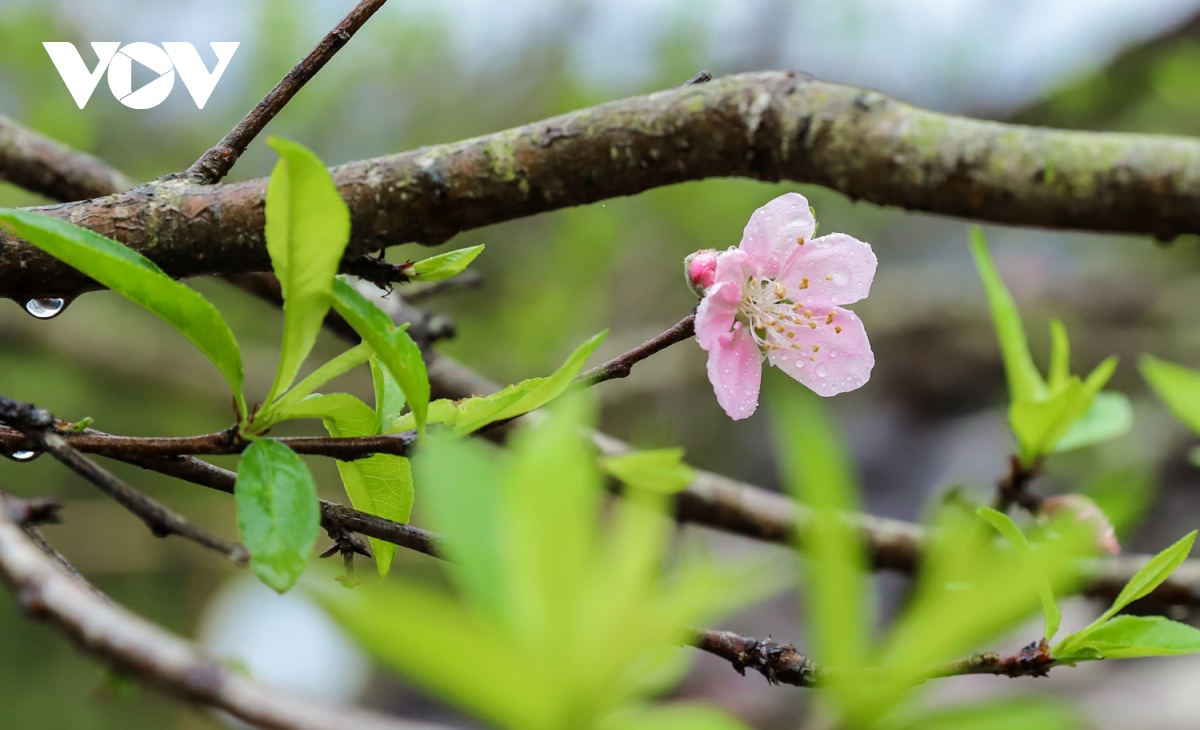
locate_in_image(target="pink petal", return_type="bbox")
[779,232,876,306]
[739,193,817,279]
[713,247,753,287]
[704,324,763,420]
[765,305,873,397]
[695,280,741,351]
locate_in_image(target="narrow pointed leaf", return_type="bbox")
[256,343,372,429]
[409,244,485,282]
[332,278,429,433]
[263,137,352,404]
[0,210,245,414]
[977,507,1060,640]
[970,228,1046,404]
[1141,354,1200,436]
[1053,391,1132,453]
[1047,320,1070,393]
[1073,615,1200,659]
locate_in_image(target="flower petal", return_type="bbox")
[780,232,876,306]
[739,193,817,279]
[704,324,763,420]
[695,280,741,350]
[765,305,872,397]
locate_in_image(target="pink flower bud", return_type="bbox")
[685,250,718,294]
[1042,494,1120,555]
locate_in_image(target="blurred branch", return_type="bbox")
[426,353,1200,607]
[0,503,445,730]
[7,70,1200,300]
[0,395,247,564]
[185,0,391,183]
[0,116,135,202]
[0,490,106,601]
[993,455,1044,514]
[0,425,415,460]
[687,627,1056,687]
[402,270,484,304]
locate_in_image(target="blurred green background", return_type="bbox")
[5,1,1200,727]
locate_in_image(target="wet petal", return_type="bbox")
[765,305,872,397]
[705,324,763,420]
[713,247,753,287]
[780,232,876,306]
[695,280,741,351]
[738,193,817,279]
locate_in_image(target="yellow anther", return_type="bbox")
[825,274,834,281]
[825,313,834,324]
[786,331,795,339]
[773,283,786,299]
[835,326,843,333]
[800,277,809,290]
[803,309,812,318]
[808,322,817,330]
[797,236,805,245]
[809,355,818,361]
[774,325,785,334]
[812,344,820,352]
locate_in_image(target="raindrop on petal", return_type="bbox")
[25,298,65,319]
[816,364,828,378]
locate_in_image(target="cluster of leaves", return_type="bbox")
[316,397,779,730]
[770,387,1200,730]
[970,229,1132,467]
[0,138,599,593]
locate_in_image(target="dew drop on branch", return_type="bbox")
[25,298,65,319]
[8,450,39,462]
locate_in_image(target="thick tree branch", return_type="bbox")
[0,116,135,202]
[0,504,444,730]
[7,71,1200,300]
[185,0,391,183]
[0,396,247,563]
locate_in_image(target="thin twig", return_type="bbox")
[114,452,442,559]
[0,116,136,201]
[0,505,445,730]
[185,0,391,183]
[0,425,415,460]
[0,395,247,563]
[0,490,105,601]
[993,454,1044,514]
[574,313,696,388]
[686,627,1056,687]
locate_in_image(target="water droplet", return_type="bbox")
[829,351,838,359]
[816,364,828,378]
[8,450,39,462]
[796,360,804,369]
[25,298,65,319]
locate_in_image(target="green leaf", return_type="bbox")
[770,388,867,712]
[1141,354,1200,436]
[385,331,606,435]
[0,210,246,416]
[599,703,753,730]
[976,507,1060,640]
[262,137,352,405]
[415,434,508,620]
[1009,378,1091,464]
[370,356,407,434]
[332,277,429,434]
[1047,320,1070,393]
[1053,391,1132,453]
[285,392,414,577]
[600,448,695,495]
[255,343,372,429]
[1058,530,1197,656]
[1070,615,1200,659]
[970,228,1046,404]
[408,244,485,282]
[236,439,321,593]
[887,697,1083,730]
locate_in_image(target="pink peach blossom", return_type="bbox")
[687,193,876,420]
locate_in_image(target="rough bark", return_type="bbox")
[6,71,1200,301]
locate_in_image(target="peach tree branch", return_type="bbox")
[0,116,135,202]
[5,70,1200,300]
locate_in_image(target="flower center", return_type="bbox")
[738,275,833,362]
